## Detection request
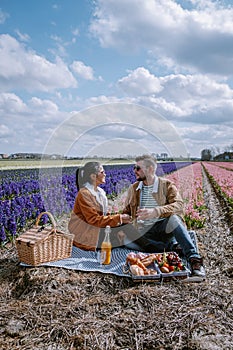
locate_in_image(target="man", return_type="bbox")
[122,154,205,278]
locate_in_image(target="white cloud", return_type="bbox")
[116,68,233,124]
[15,29,30,42]
[88,95,123,105]
[39,103,189,158]
[72,28,80,36]
[178,122,233,157]
[49,35,65,56]
[0,34,77,92]
[0,9,9,24]
[118,67,163,95]
[0,124,11,137]
[70,60,95,80]
[29,97,59,116]
[90,0,233,75]
[52,4,59,10]
[0,93,28,114]
[0,91,71,154]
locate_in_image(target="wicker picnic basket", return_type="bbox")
[16,211,74,266]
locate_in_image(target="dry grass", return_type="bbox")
[0,171,232,350]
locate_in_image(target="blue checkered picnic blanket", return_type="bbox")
[21,246,133,277]
[21,231,198,278]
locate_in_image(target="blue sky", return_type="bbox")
[1,0,233,159]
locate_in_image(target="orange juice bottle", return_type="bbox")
[101,226,112,265]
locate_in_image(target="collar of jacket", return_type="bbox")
[84,182,108,214]
[136,175,159,193]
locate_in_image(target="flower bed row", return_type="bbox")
[208,161,233,171]
[202,162,233,230]
[166,162,206,229]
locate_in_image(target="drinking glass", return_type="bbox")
[97,250,106,265]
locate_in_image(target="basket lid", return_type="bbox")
[16,226,54,245]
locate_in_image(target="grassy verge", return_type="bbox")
[0,158,133,169]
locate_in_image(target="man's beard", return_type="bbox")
[136,175,147,181]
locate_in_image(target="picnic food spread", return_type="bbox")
[126,251,186,276]
[124,251,190,282]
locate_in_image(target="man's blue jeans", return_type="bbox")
[124,215,200,260]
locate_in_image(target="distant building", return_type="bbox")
[7,153,65,160]
[9,153,40,159]
[214,152,233,161]
[155,153,168,160]
[0,154,9,159]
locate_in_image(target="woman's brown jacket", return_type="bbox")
[68,187,121,251]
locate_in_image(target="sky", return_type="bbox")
[0,0,233,159]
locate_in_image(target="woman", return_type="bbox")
[68,161,132,251]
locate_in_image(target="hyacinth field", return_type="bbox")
[0,161,189,244]
[1,160,233,350]
[1,160,232,245]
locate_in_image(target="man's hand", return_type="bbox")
[117,230,125,245]
[137,208,158,220]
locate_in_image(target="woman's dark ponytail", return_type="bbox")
[75,167,82,190]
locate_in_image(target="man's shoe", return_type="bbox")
[189,257,206,278]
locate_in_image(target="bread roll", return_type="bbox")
[130,264,144,276]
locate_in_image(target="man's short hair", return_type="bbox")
[135,154,157,169]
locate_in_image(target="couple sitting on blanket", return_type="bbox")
[68,154,205,278]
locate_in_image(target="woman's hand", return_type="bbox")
[121,214,132,224]
[137,208,158,220]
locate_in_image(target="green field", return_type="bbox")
[0,158,133,169]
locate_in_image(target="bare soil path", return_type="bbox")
[0,169,232,350]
